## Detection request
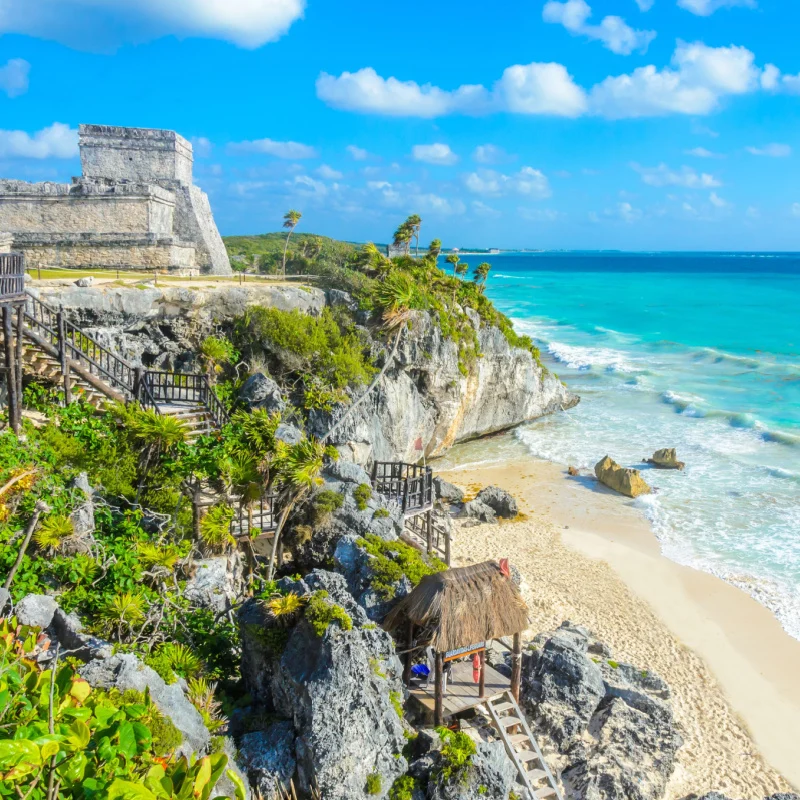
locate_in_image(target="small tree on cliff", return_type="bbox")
[427,238,442,264]
[473,261,491,293]
[282,209,302,276]
[407,214,422,257]
[393,221,413,256]
[446,252,460,277]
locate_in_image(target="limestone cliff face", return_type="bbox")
[33,283,577,462]
[312,310,578,464]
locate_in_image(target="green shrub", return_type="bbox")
[389,690,404,719]
[235,306,376,389]
[304,590,353,637]
[435,727,477,784]
[374,507,390,519]
[199,503,235,553]
[310,489,344,523]
[357,534,446,600]
[365,772,382,795]
[354,482,372,511]
[389,775,418,800]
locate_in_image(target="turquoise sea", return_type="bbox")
[458,252,800,639]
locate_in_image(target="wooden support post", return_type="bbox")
[426,510,433,555]
[402,622,414,684]
[511,633,522,703]
[479,650,486,698]
[14,305,23,416]
[434,651,444,727]
[444,528,451,567]
[2,305,19,434]
[277,540,284,569]
[133,366,143,402]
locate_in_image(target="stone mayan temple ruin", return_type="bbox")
[0,124,231,274]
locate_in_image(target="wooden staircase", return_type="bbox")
[20,345,110,408]
[158,403,217,442]
[485,691,562,800]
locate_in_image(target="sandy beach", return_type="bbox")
[437,456,800,797]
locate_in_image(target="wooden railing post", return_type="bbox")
[426,509,433,555]
[56,310,72,405]
[511,633,522,703]
[2,305,20,433]
[445,528,451,566]
[133,367,143,402]
[434,651,444,726]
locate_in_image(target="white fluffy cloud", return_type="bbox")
[0,0,304,50]
[346,145,369,161]
[746,143,791,157]
[412,143,458,165]
[709,191,729,208]
[0,59,30,98]
[685,147,723,158]
[677,0,755,16]
[591,41,763,117]
[317,62,586,118]
[319,40,782,121]
[473,144,511,164]
[464,167,551,199]
[543,0,656,55]
[316,164,343,179]
[0,123,78,159]
[635,0,655,10]
[227,137,317,159]
[191,136,213,157]
[317,68,491,118]
[633,163,722,187]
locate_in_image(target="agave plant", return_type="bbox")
[137,541,181,570]
[200,335,237,381]
[98,591,147,640]
[199,503,235,554]
[33,512,74,552]
[187,677,225,732]
[267,592,304,626]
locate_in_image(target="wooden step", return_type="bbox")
[500,716,523,727]
[517,750,540,763]
[492,701,515,714]
[525,769,548,781]
[509,733,530,744]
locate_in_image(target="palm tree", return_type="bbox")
[406,214,422,257]
[427,239,442,265]
[445,252,460,277]
[282,210,302,276]
[393,221,413,256]
[473,262,491,293]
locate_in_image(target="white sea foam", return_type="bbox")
[547,341,639,373]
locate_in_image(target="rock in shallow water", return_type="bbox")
[594,456,651,498]
[646,448,685,470]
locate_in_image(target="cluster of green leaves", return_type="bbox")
[365,772,382,795]
[356,534,446,600]
[353,483,372,511]
[234,306,376,390]
[435,727,477,784]
[0,617,245,800]
[303,590,352,637]
[388,775,418,800]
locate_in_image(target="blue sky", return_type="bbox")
[2,0,800,250]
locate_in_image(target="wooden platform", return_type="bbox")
[408,659,511,721]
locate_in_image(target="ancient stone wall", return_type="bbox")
[80,125,194,185]
[0,232,12,252]
[0,180,175,236]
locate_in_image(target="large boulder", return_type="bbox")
[50,607,113,660]
[80,653,210,758]
[594,456,651,498]
[15,594,59,629]
[523,622,682,800]
[268,579,408,799]
[463,498,497,524]
[475,486,518,519]
[239,721,296,799]
[427,740,517,800]
[238,373,285,414]
[523,622,605,747]
[433,477,464,504]
[646,449,685,470]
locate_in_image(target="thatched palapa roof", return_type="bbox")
[384,561,529,653]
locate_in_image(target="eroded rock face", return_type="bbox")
[238,373,285,414]
[594,456,651,498]
[427,741,517,800]
[523,622,682,800]
[184,553,246,614]
[463,498,497,524]
[239,722,296,799]
[312,310,578,464]
[268,585,408,799]
[433,477,464,504]
[476,486,518,519]
[15,594,59,629]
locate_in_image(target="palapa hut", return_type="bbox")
[385,560,529,725]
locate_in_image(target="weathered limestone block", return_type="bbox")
[646,448,685,470]
[0,232,13,252]
[594,456,651,498]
